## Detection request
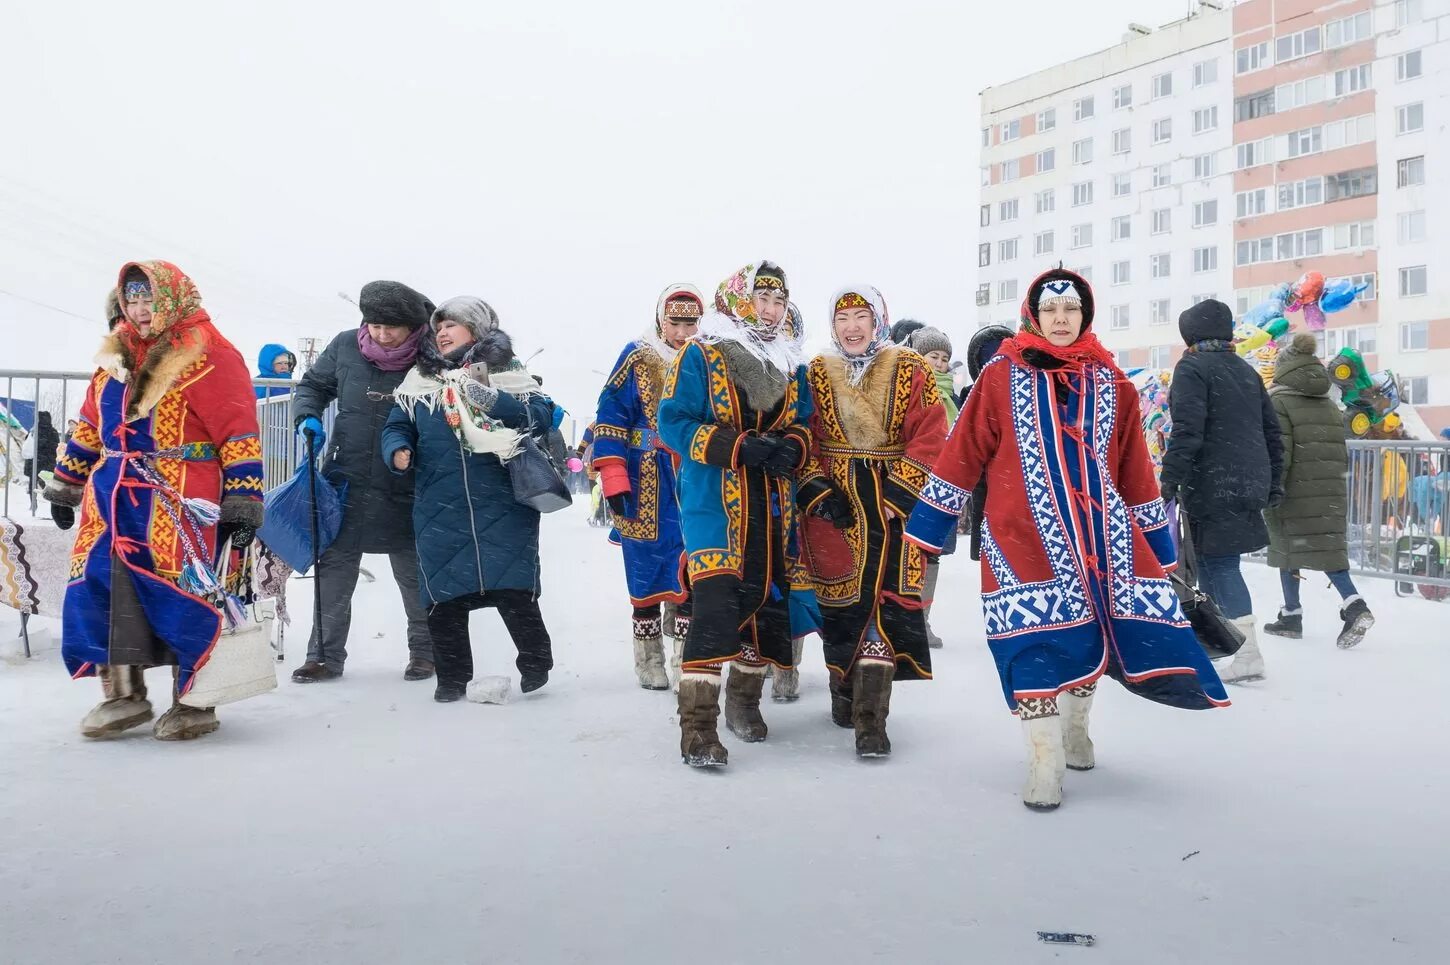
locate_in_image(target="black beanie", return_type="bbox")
[359,281,436,331]
[889,319,926,345]
[1178,298,1234,345]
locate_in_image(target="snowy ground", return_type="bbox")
[2,503,1446,965]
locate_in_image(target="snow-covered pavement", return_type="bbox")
[2,504,1445,964]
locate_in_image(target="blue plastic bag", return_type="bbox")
[256,462,347,573]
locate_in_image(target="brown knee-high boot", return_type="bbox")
[851,659,894,758]
[678,674,728,767]
[724,662,768,742]
[154,667,220,741]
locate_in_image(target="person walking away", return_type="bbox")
[381,297,556,701]
[1159,299,1283,683]
[905,269,1227,810]
[798,286,946,757]
[44,261,264,740]
[289,281,436,683]
[1262,334,1373,648]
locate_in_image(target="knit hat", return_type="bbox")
[1285,332,1318,355]
[1178,298,1234,345]
[909,326,952,358]
[359,280,435,331]
[889,319,925,345]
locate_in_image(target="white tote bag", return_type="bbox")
[181,549,278,708]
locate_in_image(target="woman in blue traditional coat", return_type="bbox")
[905,268,1228,810]
[657,261,815,767]
[593,284,703,691]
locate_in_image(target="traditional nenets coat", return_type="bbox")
[798,285,946,757]
[657,261,815,767]
[593,284,703,691]
[905,268,1227,808]
[45,261,265,741]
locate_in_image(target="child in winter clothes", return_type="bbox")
[1262,333,1373,648]
[905,268,1227,811]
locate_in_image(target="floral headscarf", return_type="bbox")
[714,262,788,334]
[111,260,215,366]
[696,261,802,376]
[827,285,891,385]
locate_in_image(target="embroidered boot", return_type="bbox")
[80,665,153,739]
[851,659,894,758]
[155,668,220,741]
[1219,616,1266,684]
[1060,684,1096,771]
[829,671,854,729]
[724,662,769,742]
[1020,708,1066,811]
[633,637,670,691]
[678,675,728,767]
[772,637,804,702]
[1336,597,1374,649]
[923,565,944,649]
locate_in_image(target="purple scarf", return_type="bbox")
[357,322,425,372]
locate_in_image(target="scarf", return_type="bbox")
[358,322,426,372]
[696,311,802,378]
[826,285,891,386]
[1187,338,1234,354]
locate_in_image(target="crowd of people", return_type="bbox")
[36,254,1387,811]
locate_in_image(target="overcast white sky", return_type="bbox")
[2,0,1193,423]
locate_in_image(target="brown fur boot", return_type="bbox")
[829,671,854,728]
[852,660,894,758]
[678,676,728,767]
[80,665,153,739]
[154,668,219,741]
[724,663,768,742]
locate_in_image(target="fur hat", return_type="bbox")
[105,288,123,329]
[967,324,1015,380]
[910,326,952,358]
[889,319,925,345]
[359,281,435,331]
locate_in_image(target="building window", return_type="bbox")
[998,279,1019,303]
[1112,128,1131,155]
[981,166,991,187]
[1326,114,1376,151]
[1403,376,1430,405]
[1279,176,1324,211]
[1115,350,1132,369]
[999,238,1020,262]
[1150,299,1170,325]
[1112,261,1131,286]
[1194,153,1216,180]
[1276,229,1325,260]
[1112,172,1132,197]
[1149,345,1174,369]
[1325,167,1377,202]
[1111,305,1131,330]
[1398,50,1423,82]
[1286,125,1323,159]
[1193,201,1218,228]
[1001,119,1021,142]
[1192,106,1219,134]
[1398,210,1427,244]
[1332,65,1370,97]
[1326,12,1373,49]
[978,243,991,268]
[1071,224,1093,249]
[975,283,990,307]
[1113,84,1133,110]
[1348,272,1376,301]
[1398,103,1424,135]
[1152,118,1172,144]
[1036,188,1056,214]
[1234,89,1275,122]
[1000,198,1020,221]
[1236,41,1269,75]
[1396,0,1423,29]
[1237,237,1275,266]
[1333,221,1375,250]
[1000,158,1021,181]
[1036,148,1056,172]
[1152,164,1172,188]
[1400,321,1429,351]
[1236,287,1272,315]
[1324,325,1377,355]
[1038,108,1057,132]
[1072,180,1094,206]
[1035,230,1055,255]
[1074,96,1095,121]
[1193,247,1218,273]
[1398,156,1425,187]
[1151,253,1172,279]
[981,127,991,148]
[1236,137,1273,169]
[1193,59,1218,87]
[1111,215,1132,241]
[1275,75,1326,111]
[1276,26,1322,64]
[1236,188,1270,218]
[1073,138,1094,165]
[1152,72,1173,99]
[980,204,990,227]
[1076,266,1094,282]
[1191,294,1216,307]
[1151,208,1171,234]
[1399,266,1427,297]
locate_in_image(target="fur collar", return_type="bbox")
[817,346,912,450]
[95,330,208,422]
[718,339,790,412]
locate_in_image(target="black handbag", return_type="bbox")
[506,396,573,514]
[1169,572,1244,659]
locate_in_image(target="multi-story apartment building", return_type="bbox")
[978,0,1450,433]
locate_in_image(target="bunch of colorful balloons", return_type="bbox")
[1233,271,1370,355]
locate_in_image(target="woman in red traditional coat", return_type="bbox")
[905,268,1227,809]
[797,285,946,758]
[45,261,264,741]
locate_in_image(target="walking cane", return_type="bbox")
[304,428,324,667]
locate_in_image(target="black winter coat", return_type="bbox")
[292,330,418,554]
[1161,337,1283,558]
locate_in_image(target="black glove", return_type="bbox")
[52,504,75,531]
[812,490,854,530]
[761,437,803,479]
[1267,487,1285,509]
[737,435,777,469]
[218,521,257,550]
[1159,480,1178,504]
[607,493,631,518]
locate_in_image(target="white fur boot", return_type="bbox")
[1219,616,1266,684]
[771,637,804,702]
[1060,689,1095,771]
[633,637,670,691]
[1021,715,1066,811]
